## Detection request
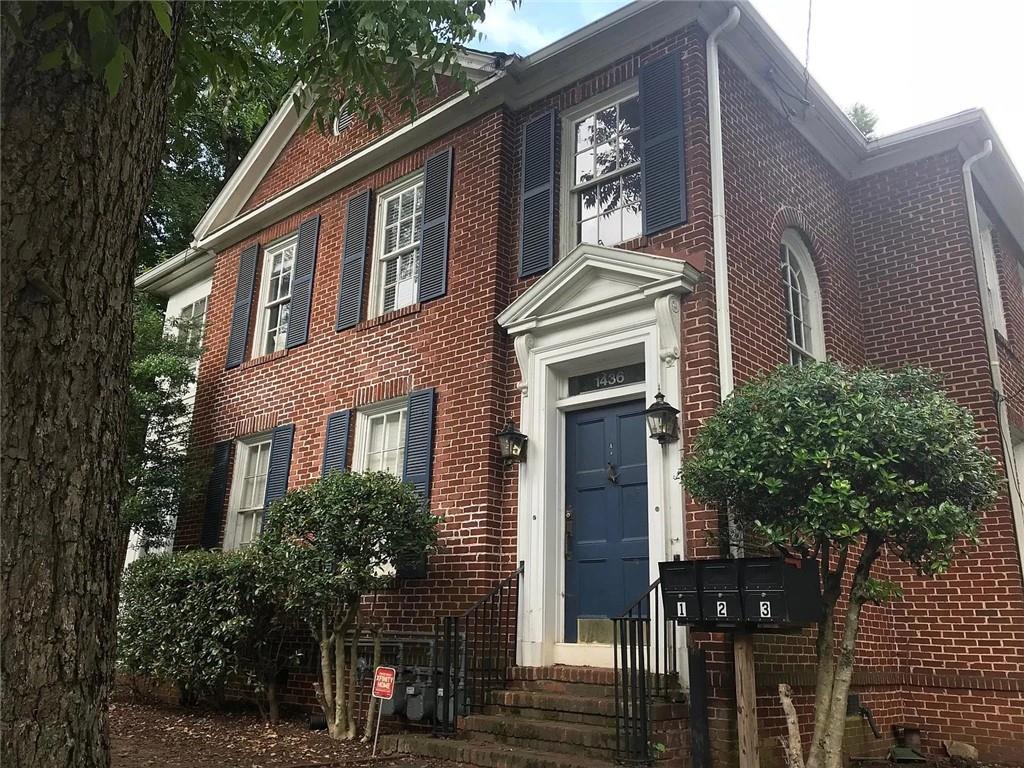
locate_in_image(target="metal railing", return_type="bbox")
[612,578,679,765]
[432,562,523,736]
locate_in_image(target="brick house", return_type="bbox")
[136,1,1024,765]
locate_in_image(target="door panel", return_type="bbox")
[564,400,649,643]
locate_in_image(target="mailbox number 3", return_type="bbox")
[759,601,772,618]
[716,601,727,617]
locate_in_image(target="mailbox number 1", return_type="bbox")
[677,601,687,617]
[716,601,727,617]
[759,601,771,618]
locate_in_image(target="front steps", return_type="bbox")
[385,666,689,768]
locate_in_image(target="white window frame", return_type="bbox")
[368,173,424,318]
[352,397,408,476]
[223,434,273,550]
[780,229,825,366]
[252,233,299,357]
[978,209,1007,338]
[176,295,208,347]
[558,79,641,257]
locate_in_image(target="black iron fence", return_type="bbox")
[612,577,679,765]
[432,562,523,736]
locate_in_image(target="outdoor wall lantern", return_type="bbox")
[645,391,680,444]
[497,421,528,462]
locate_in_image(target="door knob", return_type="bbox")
[564,507,574,560]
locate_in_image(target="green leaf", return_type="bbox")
[148,0,173,38]
[37,44,65,72]
[86,4,119,77]
[104,44,127,97]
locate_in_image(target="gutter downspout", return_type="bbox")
[962,141,1024,580]
[708,6,741,401]
[708,12,760,768]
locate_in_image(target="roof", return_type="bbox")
[136,0,1024,290]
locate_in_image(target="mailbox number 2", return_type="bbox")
[716,601,727,617]
[759,601,772,618]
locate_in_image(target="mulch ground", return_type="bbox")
[109,693,443,768]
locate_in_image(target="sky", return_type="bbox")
[475,0,1023,172]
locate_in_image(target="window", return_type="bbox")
[779,230,824,366]
[225,436,272,549]
[254,235,298,356]
[978,210,1006,337]
[176,296,207,347]
[371,176,423,316]
[353,400,407,476]
[567,90,642,249]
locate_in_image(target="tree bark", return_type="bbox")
[778,683,805,768]
[807,544,848,768]
[362,628,383,742]
[1,6,179,767]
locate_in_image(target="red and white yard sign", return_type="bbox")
[372,666,396,700]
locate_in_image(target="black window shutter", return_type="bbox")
[200,441,233,549]
[262,424,295,520]
[417,148,453,303]
[336,189,372,330]
[321,409,351,476]
[639,54,687,236]
[285,215,321,349]
[402,388,436,499]
[226,243,260,368]
[519,111,557,277]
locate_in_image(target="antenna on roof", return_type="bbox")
[802,0,813,111]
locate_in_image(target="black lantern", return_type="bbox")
[645,391,680,444]
[497,421,528,462]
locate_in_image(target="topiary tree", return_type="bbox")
[682,363,999,768]
[254,470,438,740]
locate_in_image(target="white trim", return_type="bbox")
[558,80,640,258]
[780,228,825,363]
[499,244,695,672]
[977,207,1007,338]
[224,433,273,551]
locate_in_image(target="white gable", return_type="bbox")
[497,244,701,335]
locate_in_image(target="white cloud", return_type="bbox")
[475,2,558,54]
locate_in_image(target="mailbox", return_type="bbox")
[659,560,701,623]
[741,558,821,628]
[700,560,743,625]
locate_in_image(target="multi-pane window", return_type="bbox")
[255,235,298,356]
[176,296,207,347]
[780,232,824,366]
[571,94,642,248]
[374,178,423,315]
[356,403,407,476]
[978,211,1006,337]
[226,438,271,549]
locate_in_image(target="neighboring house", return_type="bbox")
[135,1,1024,764]
[125,250,213,565]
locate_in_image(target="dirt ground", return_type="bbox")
[109,693,440,768]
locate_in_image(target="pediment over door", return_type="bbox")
[497,244,702,335]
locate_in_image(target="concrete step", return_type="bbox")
[386,732,617,768]
[461,713,618,760]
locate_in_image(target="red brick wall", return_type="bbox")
[850,151,1024,762]
[243,75,464,212]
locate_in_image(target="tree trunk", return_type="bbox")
[347,617,360,739]
[266,680,280,726]
[778,683,805,768]
[1,6,179,768]
[819,538,882,768]
[362,628,384,742]
[807,544,848,768]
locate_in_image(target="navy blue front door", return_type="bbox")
[564,400,649,643]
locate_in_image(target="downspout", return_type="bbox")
[708,6,741,400]
[962,141,1024,579]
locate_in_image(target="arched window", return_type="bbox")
[779,230,825,366]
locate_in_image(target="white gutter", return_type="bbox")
[962,140,1024,580]
[707,6,741,399]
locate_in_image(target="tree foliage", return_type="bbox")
[254,470,438,739]
[846,102,878,138]
[122,294,201,553]
[682,362,998,768]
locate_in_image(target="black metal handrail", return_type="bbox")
[432,562,523,736]
[612,577,679,765]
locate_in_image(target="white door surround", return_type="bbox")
[497,244,701,668]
